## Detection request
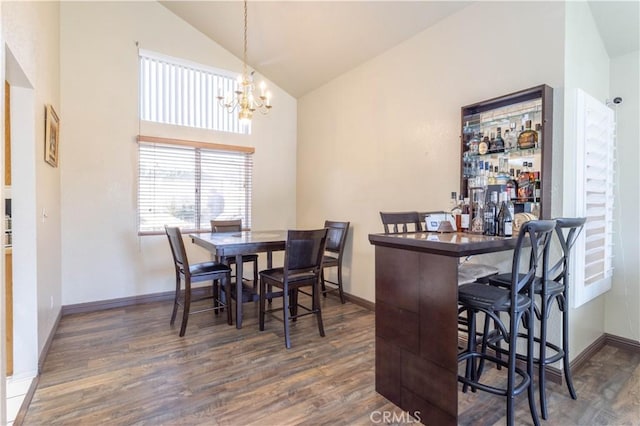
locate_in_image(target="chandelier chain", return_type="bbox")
[216,0,272,124]
[243,0,248,78]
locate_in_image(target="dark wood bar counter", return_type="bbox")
[368,231,520,425]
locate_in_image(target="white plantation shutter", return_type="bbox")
[139,49,249,135]
[137,136,253,234]
[572,89,615,307]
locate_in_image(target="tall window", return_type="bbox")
[139,49,249,134]
[570,88,615,307]
[137,136,253,234]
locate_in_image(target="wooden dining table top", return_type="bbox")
[189,230,288,256]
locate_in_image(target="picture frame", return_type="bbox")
[45,104,60,167]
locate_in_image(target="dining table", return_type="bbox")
[190,230,287,329]
[368,230,521,425]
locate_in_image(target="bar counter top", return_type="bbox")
[368,231,519,257]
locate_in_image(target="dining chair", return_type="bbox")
[379,211,422,233]
[485,217,586,419]
[457,219,556,426]
[211,219,259,294]
[165,225,232,336]
[259,228,328,349]
[320,220,350,304]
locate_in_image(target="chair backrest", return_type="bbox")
[211,219,242,233]
[510,220,556,299]
[324,220,350,258]
[379,211,422,234]
[165,225,190,275]
[283,229,328,278]
[548,217,587,282]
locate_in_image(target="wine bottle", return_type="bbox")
[483,191,498,236]
[461,197,470,232]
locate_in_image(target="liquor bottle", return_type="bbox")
[449,191,458,212]
[454,194,464,231]
[517,120,537,149]
[470,191,484,234]
[483,191,498,236]
[497,192,513,237]
[504,122,518,150]
[461,197,470,232]
[488,165,496,185]
[506,168,518,200]
[535,123,542,148]
[492,127,505,152]
[531,202,541,219]
[469,132,480,155]
[517,163,531,201]
[533,171,541,202]
[478,132,489,155]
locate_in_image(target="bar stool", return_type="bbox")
[486,217,586,419]
[457,220,556,426]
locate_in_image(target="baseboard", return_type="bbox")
[38,309,62,373]
[344,291,375,311]
[603,333,640,353]
[12,375,39,426]
[569,334,608,374]
[61,290,176,316]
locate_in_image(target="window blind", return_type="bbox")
[139,49,249,135]
[572,88,615,307]
[137,136,253,234]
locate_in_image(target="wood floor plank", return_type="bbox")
[22,294,640,425]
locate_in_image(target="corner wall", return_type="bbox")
[59,2,298,305]
[605,49,640,342]
[563,1,612,357]
[297,1,565,303]
[2,0,60,367]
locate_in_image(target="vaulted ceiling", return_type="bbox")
[160,1,639,98]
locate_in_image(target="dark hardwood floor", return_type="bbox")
[22,294,640,425]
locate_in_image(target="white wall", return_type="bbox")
[605,50,640,341]
[297,1,565,303]
[563,1,612,356]
[2,0,60,365]
[59,2,297,305]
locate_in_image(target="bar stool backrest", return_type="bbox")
[380,211,421,234]
[548,217,587,282]
[511,220,557,301]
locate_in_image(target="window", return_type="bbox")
[570,88,615,307]
[137,136,253,234]
[139,49,249,134]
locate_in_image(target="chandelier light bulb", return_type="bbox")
[217,0,273,125]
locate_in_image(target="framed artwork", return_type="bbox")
[45,104,60,167]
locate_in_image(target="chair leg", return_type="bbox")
[259,276,266,331]
[539,295,550,420]
[321,268,327,298]
[224,275,233,325]
[462,308,477,394]
[314,279,325,337]
[506,312,519,426]
[561,292,577,400]
[477,312,492,378]
[337,264,345,304]
[283,283,292,349]
[290,289,298,321]
[213,280,219,316]
[252,258,259,292]
[525,310,540,426]
[179,280,191,337]
[170,273,180,325]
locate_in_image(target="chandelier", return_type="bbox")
[217,0,272,125]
